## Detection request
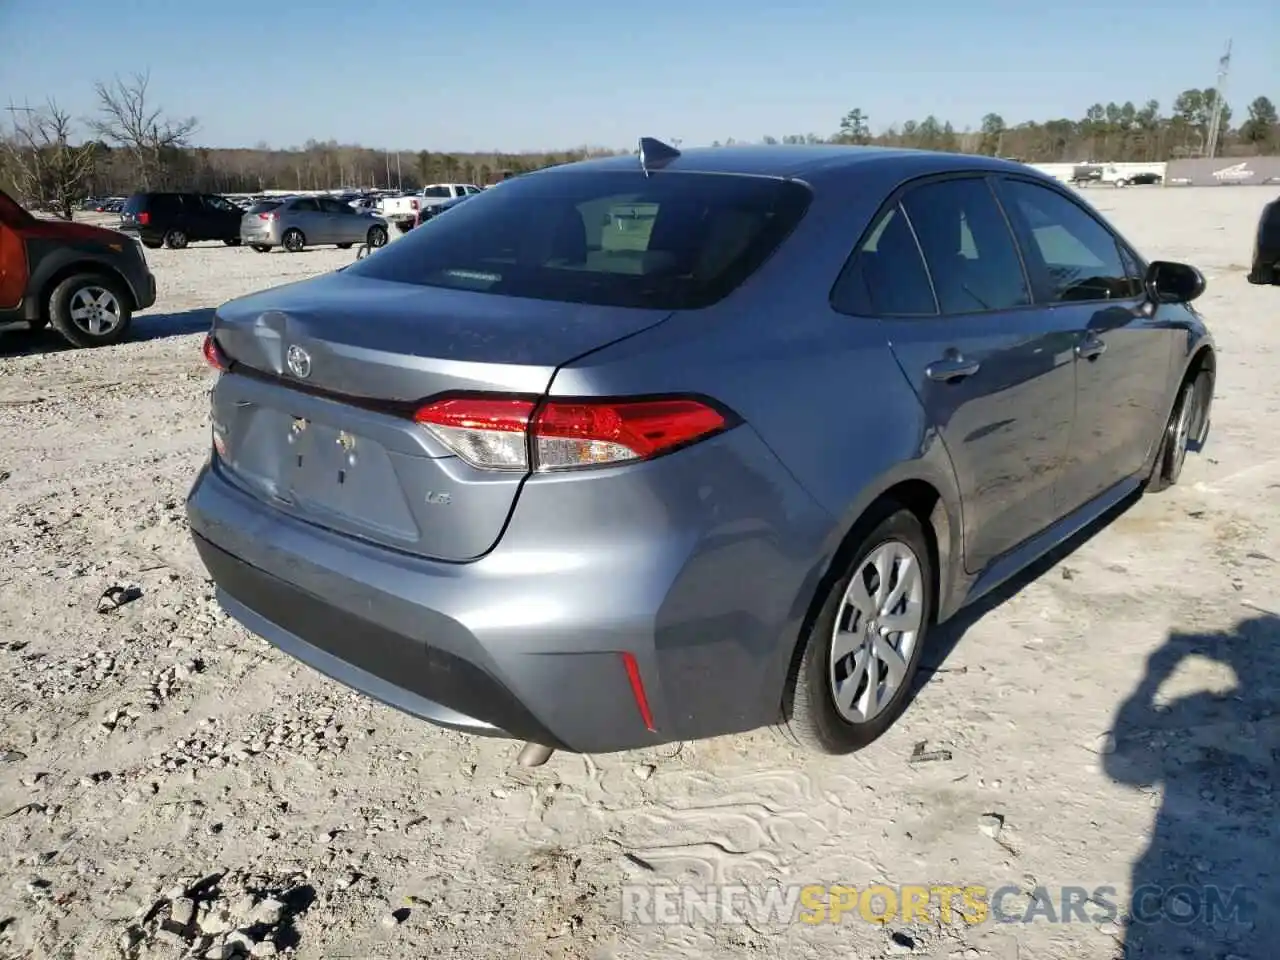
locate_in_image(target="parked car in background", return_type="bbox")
[1,187,156,347]
[413,192,472,227]
[1248,194,1280,285]
[378,183,483,230]
[189,142,1215,764]
[119,192,245,249]
[241,196,389,253]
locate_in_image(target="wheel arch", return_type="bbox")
[1182,341,1215,443]
[37,259,137,320]
[768,461,967,723]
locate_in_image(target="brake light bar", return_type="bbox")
[412,395,731,472]
[138,211,150,226]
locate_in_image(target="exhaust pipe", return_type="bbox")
[516,742,554,768]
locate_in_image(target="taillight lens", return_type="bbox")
[202,333,228,371]
[413,396,730,472]
[410,199,420,210]
[138,211,150,226]
[257,212,277,221]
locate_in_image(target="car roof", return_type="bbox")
[537,144,1036,184]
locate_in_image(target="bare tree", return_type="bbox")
[3,99,98,219]
[89,71,197,190]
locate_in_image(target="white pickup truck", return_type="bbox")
[378,183,484,230]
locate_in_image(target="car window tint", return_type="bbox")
[834,204,936,316]
[292,198,320,212]
[423,186,451,198]
[349,170,812,310]
[901,177,1030,315]
[247,201,281,215]
[1002,179,1141,301]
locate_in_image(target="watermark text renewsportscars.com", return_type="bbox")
[621,883,1255,927]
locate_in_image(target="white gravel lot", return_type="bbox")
[0,188,1277,960]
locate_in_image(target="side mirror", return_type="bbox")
[1144,260,1205,304]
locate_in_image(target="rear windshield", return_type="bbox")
[247,201,283,214]
[347,170,812,310]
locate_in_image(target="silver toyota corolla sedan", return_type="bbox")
[189,140,1215,766]
[241,196,389,253]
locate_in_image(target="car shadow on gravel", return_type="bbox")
[0,307,214,357]
[1104,612,1280,958]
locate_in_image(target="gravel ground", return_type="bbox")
[0,189,1277,960]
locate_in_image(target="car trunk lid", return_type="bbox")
[208,271,673,561]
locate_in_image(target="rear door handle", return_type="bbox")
[1076,336,1107,361]
[925,356,981,382]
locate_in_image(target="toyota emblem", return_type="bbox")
[285,345,312,379]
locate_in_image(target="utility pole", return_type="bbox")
[1205,39,1232,160]
[396,150,402,190]
[384,151,391,189]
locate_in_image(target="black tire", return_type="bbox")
[163,229,188,250]
[780,504,935,754]
[367,225,388,248]
[47,273,132,349]
[250,244,272,253]
[223,238,242,247]
[1147,372,1208,493]
[283,229,306,253]
[141,239,162,250]
[336,242,354,250]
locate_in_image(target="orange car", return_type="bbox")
[0,189,156,348]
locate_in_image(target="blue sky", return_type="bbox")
[1,0,1276,153]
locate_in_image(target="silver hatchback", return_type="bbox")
[241,196,389,253]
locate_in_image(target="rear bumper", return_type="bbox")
[186,426,834,754]
[192,532,569,748]
[240,226,282,246]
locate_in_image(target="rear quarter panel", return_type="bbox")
[548,161,966,716]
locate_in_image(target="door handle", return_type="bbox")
[1076,336,1107,361]
[925,356,981,382]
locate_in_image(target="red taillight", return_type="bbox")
[412,395,729,472]
[138,211,150,225]
[202,333,228,371]
[258,212,277,221]
[410,199,420,210]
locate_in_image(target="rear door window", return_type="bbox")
[349,170,812,310]
[900,177,1030,315]
[291,198,320,213]
[148,194,182,216]
[833,204,937,316]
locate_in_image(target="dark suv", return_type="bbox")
[1248,195,1279,285]
[0,188,156,348]
[120,192,245,250]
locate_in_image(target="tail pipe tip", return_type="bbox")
[516,742,555,768]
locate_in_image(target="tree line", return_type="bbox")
[3,71,1277,220]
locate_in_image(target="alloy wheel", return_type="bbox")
[829,539,924,724]
[67,285,124,337]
